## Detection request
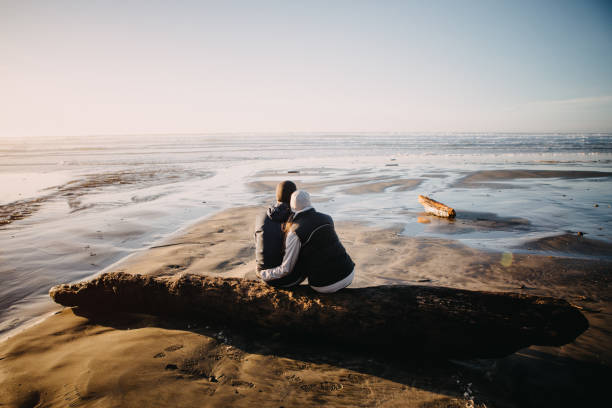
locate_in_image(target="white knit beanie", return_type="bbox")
[290,190,311,212]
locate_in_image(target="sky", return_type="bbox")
[1,0,611,137]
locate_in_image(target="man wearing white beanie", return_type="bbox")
[259,190,355,293]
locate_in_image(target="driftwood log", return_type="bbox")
[50,272,588,359]
[418,195,456,218]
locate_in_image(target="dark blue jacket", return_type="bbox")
[254,203,292,271]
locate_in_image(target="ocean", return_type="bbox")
[1,133,611,337]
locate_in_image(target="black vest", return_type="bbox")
[254,203,292,271]
[292,209,354,288]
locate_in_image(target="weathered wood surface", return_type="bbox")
[418,195,456,218]
[50,272,588,359]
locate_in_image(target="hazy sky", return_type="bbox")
[1,0,611,137]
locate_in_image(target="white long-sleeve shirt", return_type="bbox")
[260,226,355,292]
[259,231,301,282]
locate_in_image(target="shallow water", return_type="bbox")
[1,133,611,336]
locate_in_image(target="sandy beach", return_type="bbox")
[1,137,611,407]
[2,0,612,404]
[1,199,610,407]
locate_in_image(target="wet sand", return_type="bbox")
[413,210,532,234]
[1,206,611,407]
[4,161,612,337]
[456,169,612,188]
[342,179,423,194]
[520,233,612,258]
[247,167,424,196]
[0,168,213,226]
[246,175,394,195]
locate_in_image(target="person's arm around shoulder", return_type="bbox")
[260,231,301,282]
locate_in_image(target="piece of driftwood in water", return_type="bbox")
[50,272,588,359]
[418,195,456,218]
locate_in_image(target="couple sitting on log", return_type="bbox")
[255,181,355,293]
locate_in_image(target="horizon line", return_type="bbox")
[2,130,612,139]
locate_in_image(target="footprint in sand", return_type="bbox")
[63,384,83,407]
[345,373,365,384]
[214,260,232,270]
[319,381,343,392]
[299,382,342,392]
[230,380,254,388]
[285,374,303,384]
[155,344,183,358]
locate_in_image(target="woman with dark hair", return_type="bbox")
[254,180,297,274]
[259,190,355,293]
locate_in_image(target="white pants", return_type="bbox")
[310,269,355,293]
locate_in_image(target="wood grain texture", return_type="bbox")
[418,195,456,218]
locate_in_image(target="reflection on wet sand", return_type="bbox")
[0,168,213,225]
[456,169,612,188]
[414,210,532,234]
[341,179,423,194]
[246,176,391,194]
[520,233,612,258]
[249,168,424,196]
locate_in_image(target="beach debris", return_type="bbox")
[593,203,599,207]
[214,331,229,343]
[167,264,182,270]
[50,272,589,359]
[574,295,594,302]
[287,170,300,174]
[418,195,456,218]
